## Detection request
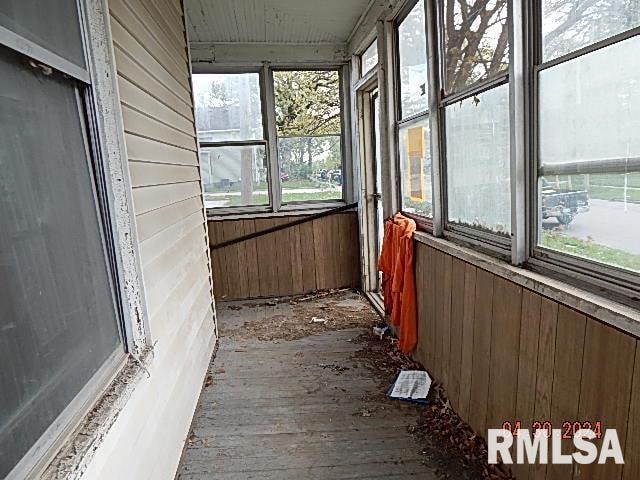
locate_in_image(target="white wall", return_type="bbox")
[81,0,216,477]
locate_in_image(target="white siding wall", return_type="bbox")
[81,0,216,477]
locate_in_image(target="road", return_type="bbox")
[545,199,640,254]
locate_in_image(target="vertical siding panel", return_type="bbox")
[234,220,250,299]
[623,341,640,480]
[486,277,522,431]
[577,320,635,480]
[243,220,261,299]
[313,218,329,290]
[289,223,304,293]
[209,222,225,299]
[449,257,466,413]
[530,298,558,480]
[458,263,477,421]
[415,244,427,365]
[254,218,278,297]
[513,289,542,480]
[424,246,437,371]
[547,306,586,480]
[273,219,294,296]
[468,268,494,435]
[432,250,445,381]
[299,220,317,293]
[329,215,342,288]
[220,221,241,299]
[440,254,453,392]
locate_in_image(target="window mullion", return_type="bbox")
[425,0,444,236]
[263,64,281,212]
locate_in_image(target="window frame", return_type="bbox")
[359,39,379,78]
[0,0,130,477]
[196,64,351,216]
[194,67,273,215]
[527,1,640,295]
[437,0,511,250]
[394,0,435,231]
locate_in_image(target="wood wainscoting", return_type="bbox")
[414,241,640,480]
[208,212,361,300]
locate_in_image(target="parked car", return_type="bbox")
[541,178,589,226]
[280,172,290,181]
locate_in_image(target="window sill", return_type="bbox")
[414,231,640,337]
[40,350,153,479]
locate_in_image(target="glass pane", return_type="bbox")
[274,70,343,203]
[0,0,85,68]
[193,73,264,142]
[539,36,640,166]
[400,117,433,217]
[445,84,511,234]
[398,0,429,118]
[278,136,343,203]
[539,173,640,273]
[541,0,640,61]
[361,40,378,76]
[201,145,268,209]
[443,0,509,94]
[0,48,120,477]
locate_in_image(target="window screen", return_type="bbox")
[0,0,86,68]
[274,70,344,204]
[0,48,122,477]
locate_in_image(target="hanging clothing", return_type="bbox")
[377,213,417,354]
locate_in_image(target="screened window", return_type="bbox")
[442,0,509,94]
[541,0,640,61]
[399,118,432,217]
[536,32,640,274]
[361,40,378,76]
[445,84,511,234]
[397,0,429,119]
[1,6,124,475]
[193,73,268,209]
[274,70,344,204]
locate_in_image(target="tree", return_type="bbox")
[273,71,342,175]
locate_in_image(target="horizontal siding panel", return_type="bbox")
[125,133,198,166]
[142,221,207,296]
[139,210,204,267]
[110,16,190,99]
[122,105,196,151]
[140,0,186,50]
[136,196,203,242]
[110,0,189,88]
[133,181,202,215]
[129,161,199,188]
[114,47,192,119]
[118,77,194,136]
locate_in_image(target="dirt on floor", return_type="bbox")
[220,289,381,342]
[218,290,513,480]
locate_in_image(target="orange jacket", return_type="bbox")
[378,213,417,354]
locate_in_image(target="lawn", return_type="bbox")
[217,190,341,206]
[541,231,640,272]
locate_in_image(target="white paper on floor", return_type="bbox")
[388,370,432,401]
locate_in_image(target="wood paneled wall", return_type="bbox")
[415,241,640,480]
[208,212,361,300]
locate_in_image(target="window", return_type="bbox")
[361,40,378,76]
[193,73,269,209]
[0,3,124,477]
[195,68,347,212]
[396,0,433,219]
[397,0,428,119]
[541,0,640,61]
[438,0,511,240]
[536,26,640,276]
[445,84,511,234]
[442,0,509,94]
[274,70,344,204]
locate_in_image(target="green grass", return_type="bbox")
[216,190,341,207]
[541,231,640,272]
[588,186,640,202]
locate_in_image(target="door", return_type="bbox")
[371,91,384,293]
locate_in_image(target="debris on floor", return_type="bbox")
[222,289,380,341]
[372,323,390,339]
[388,370,432,403]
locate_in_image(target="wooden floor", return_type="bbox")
[176,293,440,479]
